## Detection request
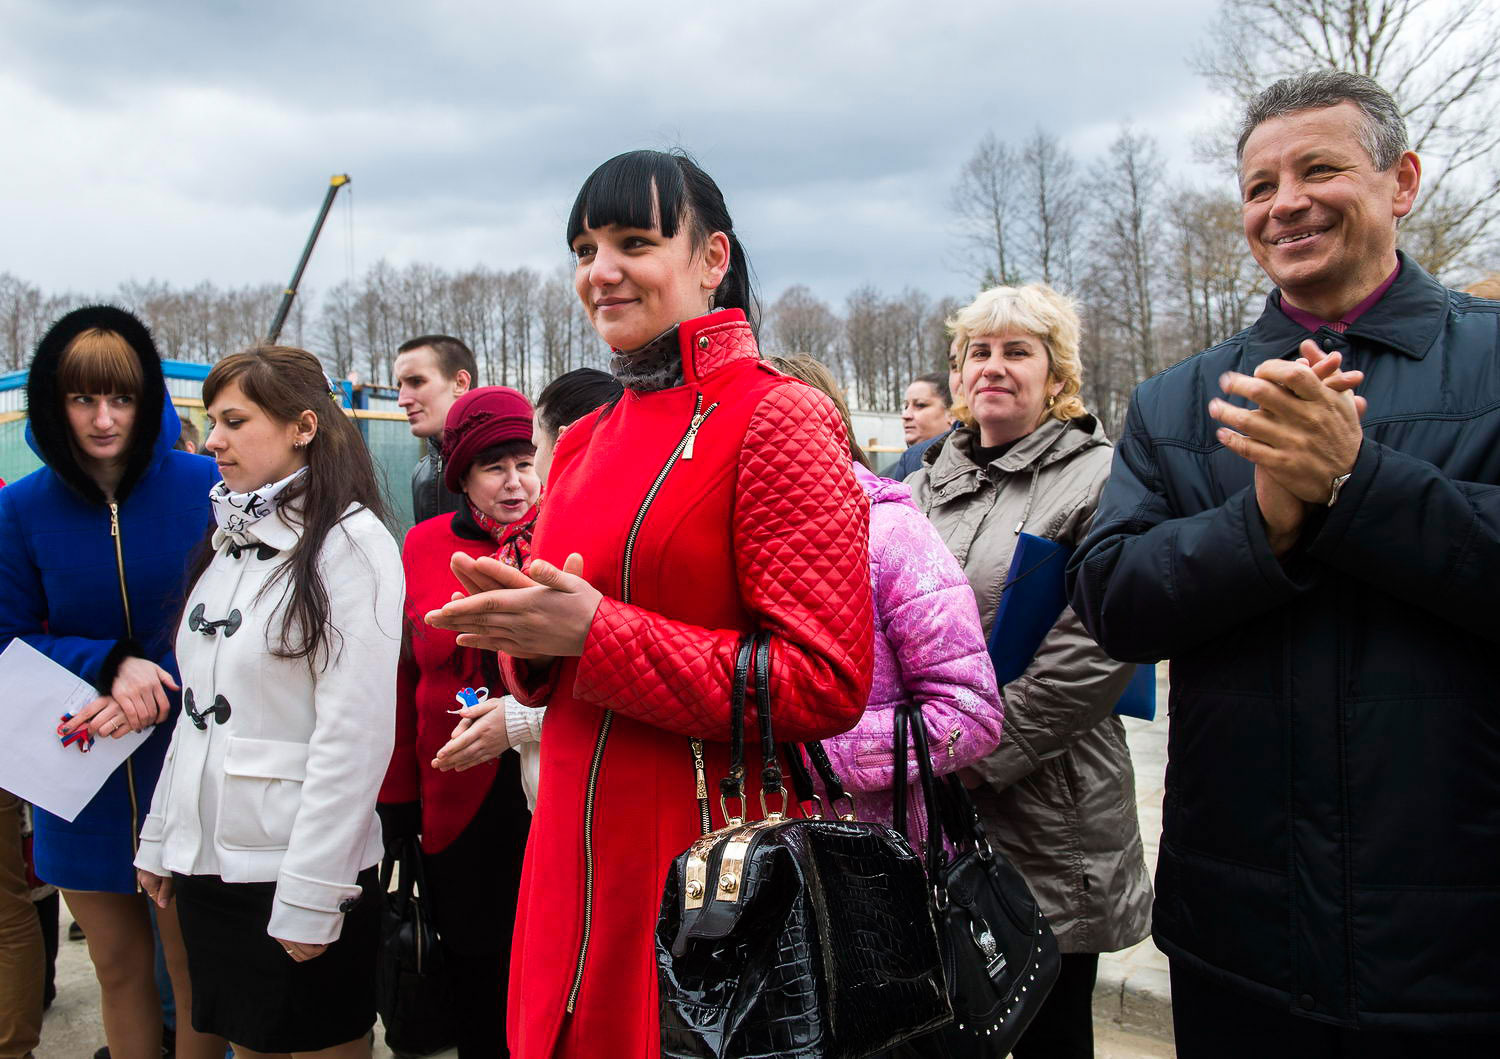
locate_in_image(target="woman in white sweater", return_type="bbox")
[134,346,403,1059]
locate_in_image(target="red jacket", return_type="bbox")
[380,507,504,853]
[501,310,875,1059]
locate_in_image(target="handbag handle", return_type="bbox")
[379,835,429,904]
[718,634,756,826]
[751,632,788,818]
[892,702,950,895]
[779,739,858,820]
[892,703,909,841]
[906,703,948,886]
[803,742,855,818]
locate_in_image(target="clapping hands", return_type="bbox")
[424,551,599,660]
[1209,340,1366,557]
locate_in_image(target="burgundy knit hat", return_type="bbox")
[441,386,536,493]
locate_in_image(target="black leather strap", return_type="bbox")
[380,836,428,901]
[803,742,847,803]
[892,704,910,840]
[781,743,817,804]
[720,635,755,805]
[906,702,946,881]
[753,633,784,803]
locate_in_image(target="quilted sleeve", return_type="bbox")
[571,382,875,741]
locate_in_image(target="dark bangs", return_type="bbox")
[474,439,537,466]
[566,151,688,247]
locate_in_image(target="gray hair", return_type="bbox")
[1237,71,1409,171]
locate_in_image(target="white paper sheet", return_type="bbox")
[0,638,153,822]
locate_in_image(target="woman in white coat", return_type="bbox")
[134,346,403,1059]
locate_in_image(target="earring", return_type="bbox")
[293,440,305,450]
[1046,395,1057,409]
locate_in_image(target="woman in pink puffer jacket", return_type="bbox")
[769,356,1003,836]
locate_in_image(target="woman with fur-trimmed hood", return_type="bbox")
[0,305,220,1058]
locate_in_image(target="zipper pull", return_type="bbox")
[682,413,706,460]
[691,738,709,800]
[946,727,961,763]
[110,501,120,538]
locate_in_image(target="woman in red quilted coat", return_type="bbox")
[428,150,875,1059]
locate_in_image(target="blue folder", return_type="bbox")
[986,532,1156,721]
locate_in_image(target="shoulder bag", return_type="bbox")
[656,632,952,1058]
[376,836,455,1057]
[887,701,1061,1057]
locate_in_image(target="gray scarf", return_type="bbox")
[611,326,685,393]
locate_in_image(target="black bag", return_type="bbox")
[657,633,952,1059]
[376,837,455,1058]
[888,702,1061,1057]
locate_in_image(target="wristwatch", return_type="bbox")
[1327,472,1353,507]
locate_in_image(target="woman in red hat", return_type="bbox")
[377,385,540,1058]
[427,150,875,1059]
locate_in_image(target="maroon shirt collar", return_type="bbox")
[1279,262,1401,334]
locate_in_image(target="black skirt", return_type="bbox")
[173,866,381,1053]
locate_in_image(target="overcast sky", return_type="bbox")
[0,0,1232,310]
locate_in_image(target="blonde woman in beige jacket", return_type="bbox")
[908,283,1151,1059]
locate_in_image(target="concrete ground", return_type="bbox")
[36,668,1177,1058]
[37,937,1172,1059]
[1094,704,1175,1046]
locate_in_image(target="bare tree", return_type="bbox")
[1168,187,1267,352]
[1019,129,1084,289]
[763,285,841,360]
[951,133,1021,288]
[0,274,57,370]
[1085,127,1167,380]
[1195,0,1500,275]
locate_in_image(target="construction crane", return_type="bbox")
[267,173,350,344]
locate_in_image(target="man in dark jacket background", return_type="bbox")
[1069,71,1500,1055]
[395,333,476,523]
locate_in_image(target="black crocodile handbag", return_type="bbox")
[656,633,952,1059]
[376,837,455,1057]
[887,702,1060,1057]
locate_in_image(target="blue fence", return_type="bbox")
[1,362,423,533]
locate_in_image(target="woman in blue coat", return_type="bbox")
[0,306,221,1059]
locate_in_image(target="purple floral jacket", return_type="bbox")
[820,464,1003,840]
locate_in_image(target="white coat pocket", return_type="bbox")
[217,736,309,851]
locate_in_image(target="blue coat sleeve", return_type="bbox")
[1305,439,1500,644]
[0,489,128,688]
[1066,390,1317,663]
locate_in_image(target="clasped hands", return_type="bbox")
[1208,339,1367,557]
[424,551,601,661]
[432,696,512,772]
[61,655,178,742]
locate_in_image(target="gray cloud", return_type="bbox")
[0,0,1225,307]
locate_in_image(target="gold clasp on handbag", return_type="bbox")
[759,788,787,822]
[683,833,722,911]
[713,822,774,905]
[720,793,746,828]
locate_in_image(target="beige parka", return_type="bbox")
[909,414,1152,955]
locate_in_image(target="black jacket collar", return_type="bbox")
[26,305,169,506]
[1243,251,1448,366]
[449,496,490,542]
